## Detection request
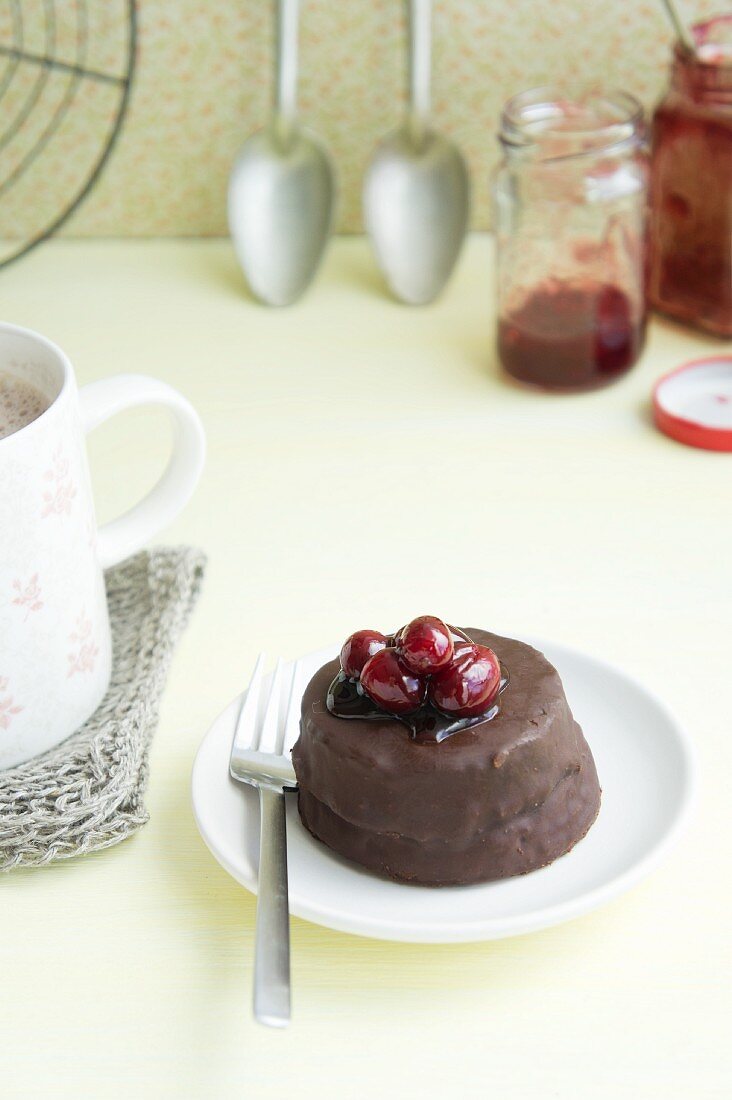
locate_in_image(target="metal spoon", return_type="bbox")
[228,0,335,306]
[364,0,469,305]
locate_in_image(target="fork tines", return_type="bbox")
[229,653,300,788]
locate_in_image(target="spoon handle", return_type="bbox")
[275,0,299,138]
[660,0,696,53]
[407,0,431,143]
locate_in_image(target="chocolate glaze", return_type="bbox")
[292,629,601,886]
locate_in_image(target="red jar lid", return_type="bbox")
[653,357,732,451]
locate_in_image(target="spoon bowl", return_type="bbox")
[229,125,335,307]
[364,126,469,305]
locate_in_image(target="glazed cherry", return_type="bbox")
[397,615,454,675]
[340,629,389,680]
[360,648,427,715]
[428,642,501,719]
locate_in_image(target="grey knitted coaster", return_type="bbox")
[0,547,205,872]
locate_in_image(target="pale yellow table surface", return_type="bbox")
[1,237,730,1100]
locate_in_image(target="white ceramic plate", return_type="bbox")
[191,637,696,944]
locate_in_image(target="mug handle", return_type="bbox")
[79,374,206,569]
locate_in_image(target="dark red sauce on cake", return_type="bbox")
[327,665,510,744]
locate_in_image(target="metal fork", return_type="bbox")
[229,653,299,1028]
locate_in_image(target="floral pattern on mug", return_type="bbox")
[67,610,99,678]
[11,574,43,619]
[0,676,23,730]
[41,447,77,518]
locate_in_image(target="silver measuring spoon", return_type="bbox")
[228,0,335,306]
[364,0,469,305]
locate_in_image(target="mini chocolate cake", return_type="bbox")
[292,628,601,886]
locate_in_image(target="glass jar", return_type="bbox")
[649,16,732,337]
[493,88,649,391]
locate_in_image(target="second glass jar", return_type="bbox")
[649,15,732,337]
[493,88,649,392]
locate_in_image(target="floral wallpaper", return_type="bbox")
[0,0,723,241]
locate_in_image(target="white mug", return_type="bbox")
[0,322,205,770]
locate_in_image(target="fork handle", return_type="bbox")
[254,785,291,1027]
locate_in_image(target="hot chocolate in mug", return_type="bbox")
[0,322,205,770]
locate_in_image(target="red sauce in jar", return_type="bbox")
[497,279,645,391]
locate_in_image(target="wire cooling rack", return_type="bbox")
[0,0,136,269]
